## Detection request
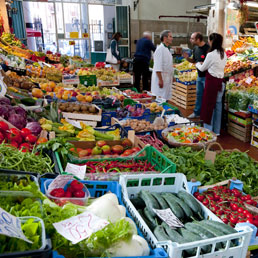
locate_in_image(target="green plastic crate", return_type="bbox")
[79,75,97,86]
[55,146,176,177]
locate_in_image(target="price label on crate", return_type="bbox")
[153,208,184,228]
[48,175,74,192]
[0,207,32,243]
[53,211,109,244]
[65,163,86,180]
[245,77,253,85]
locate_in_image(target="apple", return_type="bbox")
[111,145,124,154]
[92,146,102,155]
[102,145,111,154]
[96,140,107,148]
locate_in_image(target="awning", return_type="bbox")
[26,28,42,38]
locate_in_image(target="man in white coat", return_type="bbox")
[151,30,173,100]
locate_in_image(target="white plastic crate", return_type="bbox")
[120,173,253,258]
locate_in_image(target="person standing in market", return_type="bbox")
[133,31,156,92]
[108,32,122,72]
[195,33,227,135]
[183,32,210,119]
[151,30,173,100]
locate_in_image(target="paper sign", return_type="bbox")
[65,163,86,180]
[255,35,258,43]
[48,175,74,192]
[153,208,184,228]
[70,32,79,39]
[53,211,109,244]
[246,77,253,84]
[0,208,32,243]
[66,118,82,129]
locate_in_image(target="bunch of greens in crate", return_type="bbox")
[162,146,258,195]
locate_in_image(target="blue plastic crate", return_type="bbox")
[248,105,258,114]
[41,179,168,258]
[101,111,117,126]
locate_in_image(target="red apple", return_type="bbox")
[102,145,111,154]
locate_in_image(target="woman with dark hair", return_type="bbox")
[107,32,122,71]
[196,33,227,135]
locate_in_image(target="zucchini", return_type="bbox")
[177,190,202,215]
[161,222,183,242]
[201,220,237,235]
[154,225,170,241]
[137,209,154,230]
[184,222,216,239]
[152,192,169,209]
[21,97,36,106]
[167,193,193,218]
[194,221,224,237]
[139,190,160,217]
[161,193,184,219]
[179,228,210,254]
[131,197,146,210]
[94,130,114,140]
[143,207,158,229]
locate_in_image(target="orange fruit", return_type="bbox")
[32,88,44,98]
[76,94,85,102]
[85,95,93,102]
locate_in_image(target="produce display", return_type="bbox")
[0,31,257,258]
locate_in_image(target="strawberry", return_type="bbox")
[50,188,65,197]
[64,191,72,197]
[70,180,84,192]
[73,190,85,198]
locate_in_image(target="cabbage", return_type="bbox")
[0,105,9,119]
[8,114,26,129]
[0,97,11,106]
[13,106,27,117]
[26,122,42,136]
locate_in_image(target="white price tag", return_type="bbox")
[255,35,258,43]
[153,208,184,228]
[0,78,7,96]
[65,163,86,180]
[246,77,253,84]
[66,118,82,129]
[53,211,109,244]
[48,175,74,192]
[0,208,32,243]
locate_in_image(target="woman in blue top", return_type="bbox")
[109,32,122,71]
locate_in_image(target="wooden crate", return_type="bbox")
[227,120,252,143]
[171,82,196,109]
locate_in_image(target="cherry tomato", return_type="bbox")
[246,199,254,205]
[230,216,238,224]
[245,194,251,200]
[230,203,239,211]
[246,218,254,225]
[202,199,209,206]
[25,134,37,144]
[20,128,32,139]
[222,218,229,224]
[243,210,250,215]
[238,207,244,213]
[246,213,253,220]
[197,195,205,202]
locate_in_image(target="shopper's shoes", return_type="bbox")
[188,113,200,119]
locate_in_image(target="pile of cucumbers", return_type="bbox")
[131,190,237,256]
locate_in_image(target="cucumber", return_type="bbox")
[194,221,224,237]
[137,209,154,230]
[201,220,237,235]
[179,228,210,254]
[166,193,193,218]
[154,225,170,241]
[139,190,160,217]
[131,197,146,210]
[152,192,169,209]
[161,193,184,219]
[161,222,183,242]
[143,207,158,229]
[177,190,202,215]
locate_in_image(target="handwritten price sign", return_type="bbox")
[153,208,184,229]
[65,163,86,180]
[53,211,109,244]
[48,175,74,192]
[0,207,32,243]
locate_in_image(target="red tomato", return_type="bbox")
[238,207,244,213]
[7,128,21,142]
[0,121,9,132]
[202,199,209,206]
[10,141,19,148]
[222,218,229,224]
[230,216,238,225]
[19,143,31,151]
[25,134,37,144]
[197,195,205,202]
[20,128,32,139]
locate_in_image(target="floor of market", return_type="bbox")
[170,101,258,161]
